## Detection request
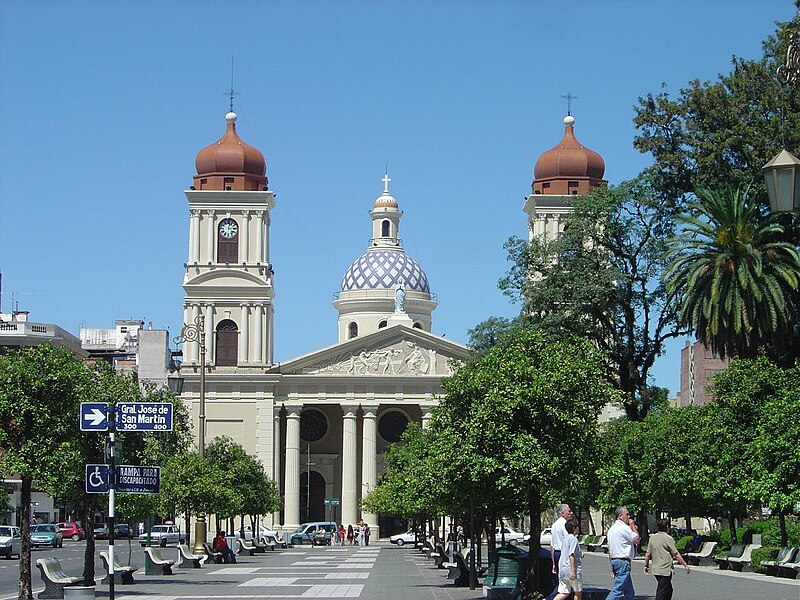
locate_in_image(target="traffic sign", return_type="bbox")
[116,402,173,431]
[86,464,109,494]
[116,465,160,494]
[324,498,340,506]
[80,402,109,431]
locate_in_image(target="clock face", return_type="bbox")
[219,218,238,239]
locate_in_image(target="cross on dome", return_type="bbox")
[382,172,391,193]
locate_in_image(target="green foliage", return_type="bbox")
[159,452,238,518]
[665,187,800,360]
[466,316,523,354]
[500,177,685,420]
[675,535,693,551]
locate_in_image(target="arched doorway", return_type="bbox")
[300,470,326,523]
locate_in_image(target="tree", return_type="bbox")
[500,177,686,420]
[0,345,90,600]
[633,12,800,205]
[664,187,800,360]
[436,329,618,594]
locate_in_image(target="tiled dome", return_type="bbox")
[341,248,430,293]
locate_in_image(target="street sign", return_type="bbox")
[324,498,340,506]
[116,465,160,494]
[80,402,109,431]
[86,464,109,494]
[85,464,161,494]
[116,402,173,431]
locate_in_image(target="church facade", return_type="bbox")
[176,112,471,537]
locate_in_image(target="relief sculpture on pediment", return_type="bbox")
[306,341,437,375]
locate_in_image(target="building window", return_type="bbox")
[217,218,239,263]
[215,319,238,366]
[300,409,328,443]
[413,322,422,329]
[378,320,387,329]
[348,322,358,339]
[379,410,409,443]
[381,220,390,237]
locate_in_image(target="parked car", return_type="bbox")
[494,526,525,545]
[30,524,63,548]
[138,524,184,547]
[0,526,21,559]
[57,522,85,542]
[289,522,337,546]
[114,524,130,538]
[93,523,109,539]
[389,529,417,546]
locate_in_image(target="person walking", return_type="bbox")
[347,524,354,545]
[644,518,690,600]
[363,522,370,546]
[547,503,573,600]
[554,518,583,600]
[605,507,639,600]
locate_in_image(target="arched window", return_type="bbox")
[381,220,390,237]
[217,218,239,263]
[378,320,388,329]
[348,322,358,339]
[215,319,238,366]
[413,322,422,329]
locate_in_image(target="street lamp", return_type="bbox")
[763,31,800,213]
[174,314,207,554]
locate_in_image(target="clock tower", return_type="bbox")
[182,111,275,368]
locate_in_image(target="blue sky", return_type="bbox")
[0,1,795,396]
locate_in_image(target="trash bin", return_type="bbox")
[64,586,95,599]
[483,544,527,600]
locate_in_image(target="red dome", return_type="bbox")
[193,112,268,191]
[534,116,605,180]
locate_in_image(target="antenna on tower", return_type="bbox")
[561,91,578,116]
[225,56,239,112]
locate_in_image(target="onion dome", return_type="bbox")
[193,112,268,191]
[532,115,606,196]
[341,248,430,293]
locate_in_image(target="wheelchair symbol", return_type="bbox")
[86,465,108,493]
[89,467,105,488]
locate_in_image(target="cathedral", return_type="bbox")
[176,109,605,538]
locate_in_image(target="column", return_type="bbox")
[273,406,282,527]
[360,406,378,530]
[239,304,249,365]
[190,209,201,263]
[283,406,301,529]
[203,305,214,365]
[206,210,216,263]
[253,305,263,364]
[241,210,250,263]
[341,405,359,527]
[256,211,264,264]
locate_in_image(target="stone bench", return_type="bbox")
[100,551,137,585]
[35,558,83,599]
[177,543,206,568]
[143,546,175,575]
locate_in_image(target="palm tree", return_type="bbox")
[665,187,800,359]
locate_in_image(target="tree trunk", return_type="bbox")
[524,486,542,598]
[18,475,33,600]
[185,509,191,547]
[779,509,788,547]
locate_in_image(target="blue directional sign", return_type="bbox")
[80,402,109,431]
[116,465,161,494]
[116,402,173,432]
[85,464,109,494]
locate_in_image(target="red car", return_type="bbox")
[57,522,85,542]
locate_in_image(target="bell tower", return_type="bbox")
[182,111,275,367]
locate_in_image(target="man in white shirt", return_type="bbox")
[547,504,573,600]
[605,506,640,600]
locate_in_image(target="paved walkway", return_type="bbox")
[3,543,798,600]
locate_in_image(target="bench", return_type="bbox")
[100,551,137,585]
[713,542,744,570]
[143,546,175,575]
[685,541,717,566]
[432,543,448,568]
[727,544,761,571]
[587,535,606,552]
[237,537,267,555]
[35,558,83,599]
[762,547,797,577]
[177,544,206,568]
[203,542,224,564]
[261,534,284,549]
[450,548,473,587]
[777,561,800,578]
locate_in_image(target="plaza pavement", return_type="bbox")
[1,542,798,600]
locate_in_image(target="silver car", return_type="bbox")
[0,526,21,559]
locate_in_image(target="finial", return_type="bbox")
[561,91,578,116]
[225,56,240,113]
[382,169,391,194]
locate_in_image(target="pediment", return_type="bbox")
[273,325,470,377]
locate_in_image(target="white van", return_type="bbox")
[289,521,337,545]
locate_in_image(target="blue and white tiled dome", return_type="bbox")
[341,248,430,293]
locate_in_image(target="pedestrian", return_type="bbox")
[364,522,370,546]
[213,530,237,563]
[547,503,573,600]
[456,524,465,548]
[337,524,346,546]
[554,518,582,600]
[605,506,640,600]
[347,524,354,545]
[644,518,690,600]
